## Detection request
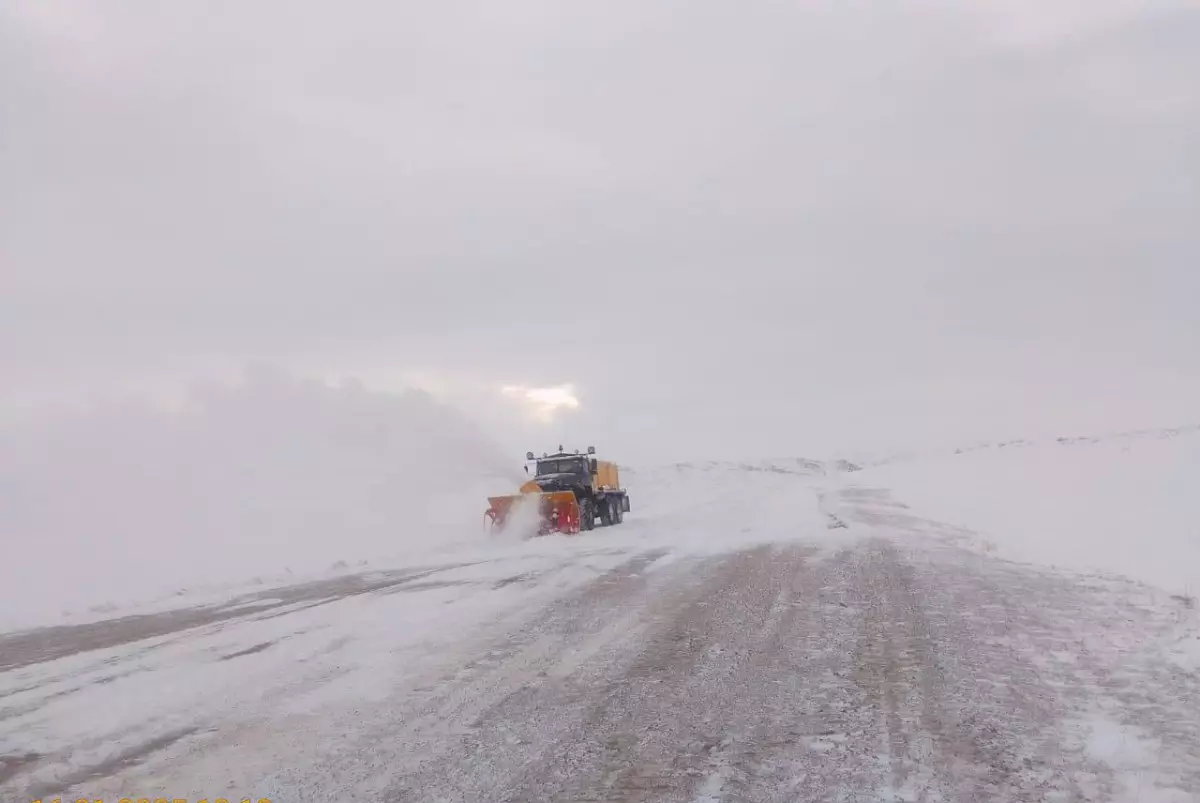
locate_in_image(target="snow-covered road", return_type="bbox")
[4,464,1199,801]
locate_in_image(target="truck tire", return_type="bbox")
[613,498,624,524]
[580,499,595,531]
[600,498,614,526]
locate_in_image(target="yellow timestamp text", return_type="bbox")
[33,799,271,803]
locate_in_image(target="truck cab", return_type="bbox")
[534,454,591,479]
[522,446,630,530]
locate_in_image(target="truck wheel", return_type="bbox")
[600,499,614,527]
[614,499,624,524]
[581,500,595,531]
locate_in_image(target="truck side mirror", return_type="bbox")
[526,451,535,461]
[587,446,596,454]
[589,458,598,473]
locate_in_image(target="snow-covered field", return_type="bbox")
[835,425,1200,679]
[852,425,1200,599]
[3,415,1199,800]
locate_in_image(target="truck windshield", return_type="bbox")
[537,459,585,476]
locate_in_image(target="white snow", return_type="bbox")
[691,771,726,803]
[848,426,1200,599]
[623,459,858,555]
[1168,630,1200,672]
[836,425,1200,724]
[4,364,1197,800]
[0,457,855,797]
[5,379,1195,636]
[0,543,642,789]
[4,424,1200,798]
[1075,712,1194,803]
[0,368,525,630]
[0,387,855,631]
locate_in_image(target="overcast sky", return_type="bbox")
[3,0,1198,461]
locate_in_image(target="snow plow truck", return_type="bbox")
[485,446,631,536]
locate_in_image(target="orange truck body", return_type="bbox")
[485,447,630,537]
[593,460,621,492]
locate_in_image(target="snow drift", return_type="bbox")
[852,425,1200,598]
[0,367,524,629]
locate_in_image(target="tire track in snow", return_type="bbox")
[25,510,1200,801]
[380,538,1199,802]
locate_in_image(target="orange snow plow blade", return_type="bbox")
[485,490,581,536]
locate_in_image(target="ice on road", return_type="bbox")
[3,454,1199,802]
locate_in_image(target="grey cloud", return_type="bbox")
[2,1,1197,456]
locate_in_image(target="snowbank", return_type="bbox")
[0,367,524,629]
[857,427,1200,597]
